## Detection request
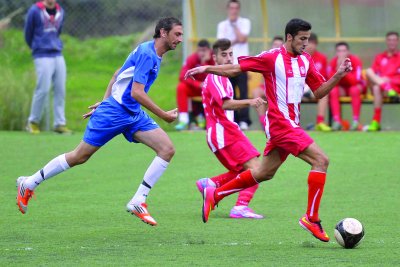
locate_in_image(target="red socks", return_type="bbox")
[373,107,382,123]
[214,170,258,203]
[210,171,239,187]
[316,115,324,124]
[306,171,326,222]
[329,86,341,122]
[349,85,361,122]
[236,184,259,206]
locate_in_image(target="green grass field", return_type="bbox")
[0,131,399,266]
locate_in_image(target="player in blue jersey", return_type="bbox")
[16,17,183,226]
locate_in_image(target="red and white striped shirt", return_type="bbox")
[238,46,325,138]
[202,73,245,152]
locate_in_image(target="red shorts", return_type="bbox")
[214,138,260,172]
[264,127,314,162]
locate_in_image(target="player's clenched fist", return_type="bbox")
[337,58,353,76]
[163,108,178,123]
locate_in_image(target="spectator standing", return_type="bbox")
[175,39,214,130]
[217,0,251,130]
[365,31,400,131]
[24,0,71,134]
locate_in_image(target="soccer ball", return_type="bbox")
[334,218,365,249]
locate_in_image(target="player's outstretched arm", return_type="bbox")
[314,58,352,99]
[184,64,242,80]
[222,97,267,111]
[83,68,121,119]
[131,82,177,123]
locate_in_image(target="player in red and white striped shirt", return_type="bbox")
[185,18,352,242]
[196,39,266,219]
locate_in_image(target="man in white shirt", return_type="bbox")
[217,0,251,130]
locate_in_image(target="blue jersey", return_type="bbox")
[111,40,162,114]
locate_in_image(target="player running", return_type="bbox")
[196,39,266,219]
[16,17,183,226]
[185,18,352,242]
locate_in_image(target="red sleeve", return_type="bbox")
[320,54,328,79]
[207,75,230,106]
[371,54,381,73]
[340,55,363,86]
[179,54,203,89]
[238,52,274,74]
[306,57,326,92]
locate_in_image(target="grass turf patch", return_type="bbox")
[0,131,399,266]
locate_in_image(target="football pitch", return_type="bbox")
[0,131,399,266]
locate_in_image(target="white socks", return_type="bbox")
[24,154,70,190]
[129,156,169,204]
[178,112,189,124]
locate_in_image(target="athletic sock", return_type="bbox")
[236,184,259,206]
[210,171,239,187]
[129,156,169,204]
[178,112,189,124]
[214,169,258,203]
[306,170,326,222]
[24,154,70,190]
[373,107,382,123]
[316,115,324,124]
[350,85,361,122]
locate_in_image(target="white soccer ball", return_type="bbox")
[334,218,365,249]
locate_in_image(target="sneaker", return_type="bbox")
[175,122,188,131]
[364,120,381,132]
[16,176,34,214]
[126,202,157,226]
[196,178,216,194]
[331,121,342,131]
[239,121,249,131]
[54,125,72,135]
[26,122,40,134]
[350,121,362,131]
[229,206,264,219]
[196,114,206,129]
[299,214,330,242]
[315,122,332,132]
[387,89,398,98]
[202,186,216,223]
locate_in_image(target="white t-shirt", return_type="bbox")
[217,17,251,64]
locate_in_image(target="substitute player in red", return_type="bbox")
[329,42,364,131]
[175,39,214,130]
[365,31,400,131]
[196,39,266,219]
[305,33,331,132]
[185,18,352,242]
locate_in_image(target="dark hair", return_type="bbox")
[386,31,399,38]
[227,0,240,8]
[153,17,182,39]
[309,33,318,43]
[213,38,231,55]
[284,18,312,41]
[272,36,284,42]
[335,41,349,49]
[198,39,210,48]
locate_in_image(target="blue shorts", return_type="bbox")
[83,97,159,147]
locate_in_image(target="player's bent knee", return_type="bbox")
[158,144,175,161]
[316,154,329,170]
